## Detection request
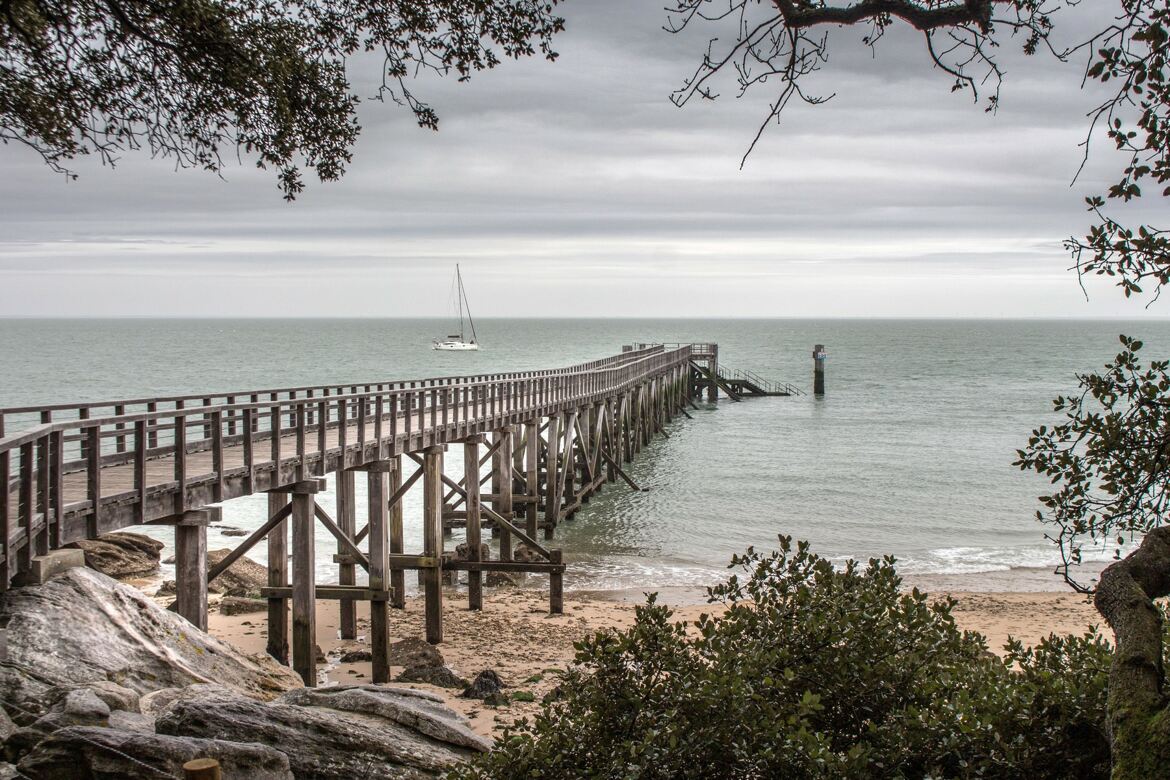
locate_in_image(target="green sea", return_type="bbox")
[2,317,1165,592]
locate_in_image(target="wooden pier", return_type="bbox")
[0,343,787,686]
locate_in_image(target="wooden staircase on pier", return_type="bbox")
[690,362,804,400]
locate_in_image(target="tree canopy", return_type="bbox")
[0,0,563,198]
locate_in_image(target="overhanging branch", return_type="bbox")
[771,0,996,33]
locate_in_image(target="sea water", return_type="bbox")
[2,317,1165,591]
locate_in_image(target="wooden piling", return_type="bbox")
[543,414,560,539]
[388,455,405,609]
[174,513,208,631]
[813,344,826,396]
[524,420,539,540]
[336,469,356,640]
[549,549,563,614]
[183,758,222,780]
[291,488,317,686]
[464,437,483,610]
[366,465,390,682]
[707,346,719,402]
[266,492,290,665]
[422,446,444,644]
[495,428,513,559]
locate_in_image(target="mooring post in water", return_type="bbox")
[813,344,827,396]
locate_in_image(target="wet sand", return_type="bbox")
[200,582,1102,740]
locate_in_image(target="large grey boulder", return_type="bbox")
[208,548,269,596]
[387,637,444,669]
[396,664,468,689]
[65,532,163,579]
[157,684,483,778]
[1,566,301,706]
[158,548,269,598]
[16,726,293,780]
[278,686,491,752]
[0,708,14,743]
[5,688,112,760]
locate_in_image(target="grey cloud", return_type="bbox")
[0,0,1162,318]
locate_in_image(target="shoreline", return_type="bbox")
[176,577,1102,740]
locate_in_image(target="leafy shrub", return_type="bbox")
[447,537,1110,779]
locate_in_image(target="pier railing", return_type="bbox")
[0,344,696,591]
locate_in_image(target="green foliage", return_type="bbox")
[1067,1,1170,298]
[1015,335,1170,590]
[0,0,563,198]
[447,538,1111,780]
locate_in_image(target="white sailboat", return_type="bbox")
[432,265,479,351]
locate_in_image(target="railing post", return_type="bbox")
[0,448,9,589]
[295,404,306,481]
[34,436,49,557]
[270,394,281,481]
[211,410,224,502]
[134,420,147,524]
[227,396,237,436]
[114,405,126,452]
[174,413,187,515]
[147,402,158,449]
[86,426,100,538]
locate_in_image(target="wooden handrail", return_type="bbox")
[0,344,701,593]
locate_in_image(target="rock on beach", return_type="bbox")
[1,566,489,778]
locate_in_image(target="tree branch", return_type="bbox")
[770,0,997,33]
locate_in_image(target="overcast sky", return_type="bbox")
[1,0,1164,318]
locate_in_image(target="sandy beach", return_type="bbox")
[197,580,1103,739]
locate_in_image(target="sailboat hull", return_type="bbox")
[432,340,479,351]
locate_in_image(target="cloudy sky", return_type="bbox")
[0,0,1164,318]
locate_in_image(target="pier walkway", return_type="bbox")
[0,343,779,685]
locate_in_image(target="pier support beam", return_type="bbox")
[543,414,561,539]
[389,455,405,610]
[495,428,513,558]
[336,469,356,640]
[464,436,483,610]
[707,346,719,402]
[290,484,318,686]
[173,511,210,631]
[524,420,539,540]
[366,463,391,682]
[266,492,290,665]
[422,446,444,644]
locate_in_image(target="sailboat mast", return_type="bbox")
[459,265,478,344]
[456,265,466,340]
